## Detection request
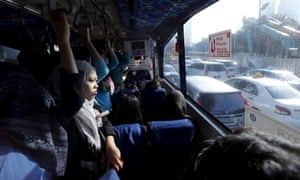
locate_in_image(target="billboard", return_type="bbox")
[208,30,232,58]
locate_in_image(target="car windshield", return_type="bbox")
[266,85,300,99]
[199,93,245,115]
[276,72,300,81]
[164,65,176,72]
[207,64,226,71]
[186,67,200,76]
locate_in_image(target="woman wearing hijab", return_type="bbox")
[62,60,123,180]
[48,13,123,179]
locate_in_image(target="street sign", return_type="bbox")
[209,30,232,58]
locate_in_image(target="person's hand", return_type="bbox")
[107,77,115,95]
[78,26,91,43]
[49,10,69,43]
[107,38,115,49]
[105,136,124,171]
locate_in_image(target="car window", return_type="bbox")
[207,64,225,71]
[277,73,299,81]
[191,63,204,69]
[199,93,245,115]
[164,65,176,72]
[266,85,300,99]
[241,81,258,96]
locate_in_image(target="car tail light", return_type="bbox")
[241,94,250,106]
[225,70,229,75]
[275,105,291,115]
[204,69,208,75]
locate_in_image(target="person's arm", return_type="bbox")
[49,10,84,123]
[100,118,123,171]
[106,39,119,70]
[105,135,123,171]
[78,26,109,82]
[49,10,78,74]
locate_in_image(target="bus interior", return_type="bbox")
[1,0,300,179]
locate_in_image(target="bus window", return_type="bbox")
[178,0,300,142]
[163,34,180,87]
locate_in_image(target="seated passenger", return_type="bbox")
[140,79,167,122]
[111,93,144,125]
[111,78,140,105]
[160,90,192,120]
[192,128,300,180]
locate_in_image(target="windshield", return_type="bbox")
[277,72,300,81]
[199,93,245,115]
[266,85,300,99]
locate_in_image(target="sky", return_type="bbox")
[188,0,260,43]
[188,0,300,43]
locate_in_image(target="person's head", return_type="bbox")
[145,79,161,90]
[76,60,98,100]
[193,128,300,180]
[162,90,188,120]
[114,93,144,125]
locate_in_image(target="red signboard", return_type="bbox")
[209,30,232,58]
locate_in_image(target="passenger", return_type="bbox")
[78,26,121,122]
[160,90,192,120]
[192,128,300,180]
[0,9,84,178]
[49,12,123,179]
[111,93,144,125]
[94,39,119,112]
[109,41,132,92]
[111,78,140,106]
[140,79,167,122]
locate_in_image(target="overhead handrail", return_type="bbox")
[18,7,34,42]
[73,0,93,28]
[47,0,76,15]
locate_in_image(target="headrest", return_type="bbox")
[113,123,147,160]
[141,88,166,106]
[147,119,195,148]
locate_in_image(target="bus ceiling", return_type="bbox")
[0,0,218,49]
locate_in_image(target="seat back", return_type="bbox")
[113,119,196,180]
[113,123,147,179]
[145,119,196,179]
[147,119,195,148]
[140,87,167,121]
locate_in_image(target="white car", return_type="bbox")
[188,60,228,81]
[242,68,300,91]
[225,76,300,130]
[211,59,238,78]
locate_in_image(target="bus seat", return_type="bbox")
[113,123,148,179]
[140,87,167,121]
[144,119,196,179]
[147,119,195,148]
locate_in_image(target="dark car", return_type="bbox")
[186,76,246,131]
